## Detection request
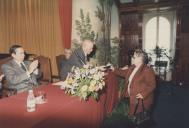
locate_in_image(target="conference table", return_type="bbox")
[0,71,119,128]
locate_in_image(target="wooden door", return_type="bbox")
[174,33,189,84]
[119,13,142,67]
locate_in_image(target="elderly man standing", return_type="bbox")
[1,45,40,93]
[60,40,94,80]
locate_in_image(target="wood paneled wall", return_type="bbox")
[119,13,142,67]
[173,5,189,84]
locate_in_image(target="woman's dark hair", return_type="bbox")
[134,49,149,64]
[9,45,22,54]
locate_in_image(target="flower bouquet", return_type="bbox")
[60,65,105,101]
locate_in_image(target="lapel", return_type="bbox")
[10,60,27,73]
[75,48,86,65]
[127,65,135,76]
[125,65,135,82]
[131,64,145,83]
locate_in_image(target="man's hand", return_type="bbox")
[136,93,143,99]
[110,65,114,71]
[98,66,106,71]
[52,81,65,86]
[121,65,128,70]
[0,74,4,81]
[29,60,39,74]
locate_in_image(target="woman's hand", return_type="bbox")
[136,93,143,99]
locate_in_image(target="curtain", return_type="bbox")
[142,11,177,81]
[143,11,176,65]
[59,0,72,49]
[0,0,64,75]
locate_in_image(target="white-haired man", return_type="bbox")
[60,40,94,80]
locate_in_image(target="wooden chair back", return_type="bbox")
[56,54,65,79]
[37,55,52,84]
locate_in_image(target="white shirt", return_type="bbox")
[14,60,31,77]
[127,64,141,96]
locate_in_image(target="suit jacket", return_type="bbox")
[60,47,87,80]
[114,64,156,115]
[1,59,39,93]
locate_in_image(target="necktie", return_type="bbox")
[20,63,35,86]
[20,63,27,71]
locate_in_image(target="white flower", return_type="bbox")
[73,82,79,87]
[60,81,68,90]
[81,85,88,92]
[75,73,80,80]
[89,68,97,74]
[70,87,76,94]
[83,64,89,69]
[94,73,101,81]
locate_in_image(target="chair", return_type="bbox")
[55,54,65,79]
[0,57,17,97]
[36,55,52,85]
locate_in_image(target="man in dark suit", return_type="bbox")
[1,45,40,93]
[58,49,72,80]
[60,40,94,80]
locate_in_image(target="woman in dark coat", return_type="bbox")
[114,49,156,115]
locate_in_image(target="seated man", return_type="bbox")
[1,45,40,93]
[59,48,72,80]
[60,40,94,80]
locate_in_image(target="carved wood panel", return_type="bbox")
[174,33,189,84]
[119,13,142,67]
[173,5,189,85]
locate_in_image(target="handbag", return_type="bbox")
[130,99,152,127]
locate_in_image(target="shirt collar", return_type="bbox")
[13,59,23,67]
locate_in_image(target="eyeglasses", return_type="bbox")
[132,55,141,59]
[131,54,138,59]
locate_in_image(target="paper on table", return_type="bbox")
[52,81,65,86]
[35,95,47,104]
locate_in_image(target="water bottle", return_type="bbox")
[27,89,36,112]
